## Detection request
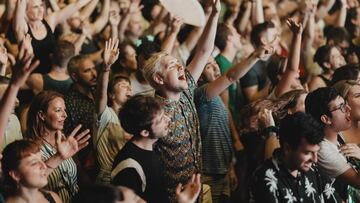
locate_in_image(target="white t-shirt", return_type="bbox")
[317,137,351,179]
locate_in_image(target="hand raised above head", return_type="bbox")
[11,34,39,88]
[103,38,119,69]
[286,18,303,35]
[109,10,121,26]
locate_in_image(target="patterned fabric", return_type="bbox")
[94,106,127,184]
[64,85,95,136]
[251,149,342,203]
[64,85,96,173]
[154,70,202,202]
[41,142,79,203]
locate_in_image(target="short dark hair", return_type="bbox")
[331,64,360,85]
[107,75,131,105]
[215,23,232,51]
[324,26,350,45]
[313,45,335,69]
[305,87,340,125]
[53,40,75,67]
[67,55,90,76]
[279,112,324,150]
[250,21,275,48]
[119,95,162,136]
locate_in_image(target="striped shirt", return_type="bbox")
[94,106,127,184]
[41,142,79,203]
[194,84,233,174]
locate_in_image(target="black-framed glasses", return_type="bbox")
[329,101,348,113]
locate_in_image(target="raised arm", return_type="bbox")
[13,0,28,43]
[90,0,110,34]
[0,36,39,143]
[206,46,272,100]
[187,0,220,82]
[237,1,252,34]
[161,17,182,54]
[251,0,264,25]
[274,19,303,97]
[95,38,119,115]
[109,10,121,40]
[316,0,335,19]
[118,0,142,43]
[46,0,91,31]
[336,0,347,27]
[79,0,99,20]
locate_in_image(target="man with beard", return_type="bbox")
[251,112,342,203]
[64,55,97,180]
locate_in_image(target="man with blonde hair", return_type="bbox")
[141,0,220,201]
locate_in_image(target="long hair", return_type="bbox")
[25,91,64,140]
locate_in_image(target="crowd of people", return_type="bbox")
[0,0,360,202]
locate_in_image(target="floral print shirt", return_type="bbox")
[251,149,342,203]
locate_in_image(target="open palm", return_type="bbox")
[56,124,90,160]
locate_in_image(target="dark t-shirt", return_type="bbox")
[240,60,269,102]
[112,141,166,203]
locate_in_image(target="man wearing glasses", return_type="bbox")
[305,87,359,202]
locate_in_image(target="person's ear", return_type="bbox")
[9,170,20,183]
[323,62,331,69]
[38,111,46,122]
[153,73,164,85]
[260,36,267,46]
[139,129,149,138]
[71,73,78,82]
[320,114,332,126]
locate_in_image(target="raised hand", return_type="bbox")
[56,124,90,160]
[258,108,275,128]
[128,0,143,14]
[212,0,221,14]
[103,38,119,68]
[286,18,303,35]
[256,44,274,60]
[11,35,39,88]
[176,174,201,203]
[170,16,183,33]
[109,10,121,26]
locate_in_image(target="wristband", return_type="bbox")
[262,126,279,139]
